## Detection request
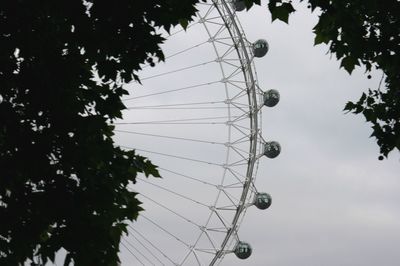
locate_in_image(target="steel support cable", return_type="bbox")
[229,123,250,137]
[226,79,247,84]
[211,209,230,229]
[202,15,226,22]
[214,39,235,47]
[141,214,191,248]
[140,60,215,81]
[138,193,203,229]
[229,101,250,114]
[231,117,251,126]
[207,20,229,42]
[229,134,251,145]
[229,88,249,102]
[204,19,226,27]
[203,230,219,251]
[131,102,225,107]
[198,2,215,19]
[123,81,220,101]
[137,177,212,209]
[225,100,249,107]
[228,116,250,127]
[218,42,237,59]
[121,241,146,266]
[141,39,206,70]
[179,247,203,266]
[224,64,244,80]
[219,59,241,70]
[195,249,218,255]
[230,111,250,123]
[227,167,248,181]
[231,122,251,131]
[227,158,249,167]
[212,36,236,41]
[219,57,242,61]
[206,227,228,233]
[125,101,226,109]
[127,233,165,265]
[128,225,176,265]
[165,41,208,60]
[223,183,244,189]
[126,103,229,110]
[192,250,202,266]
[230,145,252,157]
[230,145,249,161]
[231,123,251,137]
[168,21,200,37]
[120,145,222,168]
[122,238,156,266]
[138,22,204,70]
[216,205,238,211]
[220,188,240,206]
[115,129,225,145]
[126,106,228,110]
[118,121,225,125]
[114,115,237,125]
[190,229,219,254]
[158,167,218,188]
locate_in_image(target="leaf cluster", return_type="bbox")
[266,0,400,158]
[0,0,199,265]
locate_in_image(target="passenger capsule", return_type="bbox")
[254,192,272,210]
[232,0,246,12]
[234,241,252,259]
[253,39,269,58]
[263,89,280,107]
[264,141,281,158]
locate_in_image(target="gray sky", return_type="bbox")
[229,2,400,266]
[115,2,400,266]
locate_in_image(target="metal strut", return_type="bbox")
[209,0,260,265]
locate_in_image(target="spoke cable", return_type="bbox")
[123,238,156,266]
[123,81,220,101]
[128,226,177,265]
[115,129,225,145]
[141,214,191,248]
[158,167,218,188]
[138,177,212,209]
[121,241,146,266]
[127,233,165,265]
[139,193,203,229]
[165,41,208,60]
[115,115,237,125]
[122,146,223,167]
[126,100,226,109]
[141,60,215,81]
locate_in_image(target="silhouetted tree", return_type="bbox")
[0,0,199,265]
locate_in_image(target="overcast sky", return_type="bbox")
[227,2,400,266]
[114,2,400,266]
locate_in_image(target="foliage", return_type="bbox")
[265,0,400,159]
[0,0,199,265]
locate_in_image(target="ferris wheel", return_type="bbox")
[114,0,281,265]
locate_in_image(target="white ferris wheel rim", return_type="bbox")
[116,1,272,265]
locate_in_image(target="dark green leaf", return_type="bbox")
[268,2,296,24]
[340,56,359,74]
